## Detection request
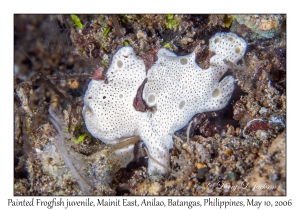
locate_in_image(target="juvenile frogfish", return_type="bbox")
[83,32,247,175]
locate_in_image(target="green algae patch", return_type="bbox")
[72,133,91,144]
[103,27,110,36]
[102,57,109,68]
[166,14,178,30]
[71,14,83,29]
[224,15,234,28]
[163,43,171,49]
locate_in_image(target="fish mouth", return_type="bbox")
[82,103,92,117]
